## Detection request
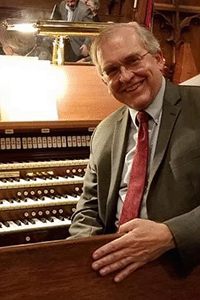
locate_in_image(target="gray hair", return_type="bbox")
[0,23,36,56]
[91,0,100,10]
[90,22,161,75]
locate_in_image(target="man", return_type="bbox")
[82,0,100,21]
[69,22,200,283]
[0,23,52,60]
[52,0,94,61]
[0,23,36,56]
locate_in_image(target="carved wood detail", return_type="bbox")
[153,2,200,82]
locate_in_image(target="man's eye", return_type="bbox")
[128,58,140,67]
[106,67,118,77]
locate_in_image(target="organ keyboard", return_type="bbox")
[0,120,98,247]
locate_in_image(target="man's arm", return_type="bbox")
[91,203,200,282]
[79,44,90,57]
[80,7,95,51]
[164,206,200,270]
[69,153,104,238]
[92,218,175,282]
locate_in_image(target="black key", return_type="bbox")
[14,220,22,226]
[7,199,14,203]
[47,217,54,223]
[41,218,47,223]
[29,219,36,224]
[57,216,65,221]
[3,221,10,227]
[22,219,29,225]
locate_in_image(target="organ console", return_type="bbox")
[0,120,98,247]
[0,22,127,299]
[0,44,121,248]
[0,19,121,248]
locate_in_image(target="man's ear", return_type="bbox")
[155,50,165,71]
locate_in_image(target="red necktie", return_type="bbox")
[118,111,150,226]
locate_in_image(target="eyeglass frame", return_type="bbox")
[101,51,150,83]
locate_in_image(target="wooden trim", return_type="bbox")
[154,3,200,13]
[0,120,100,131]
[0,234,200,300]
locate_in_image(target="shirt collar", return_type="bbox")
[65,4,76,11]
[129,76,165,126]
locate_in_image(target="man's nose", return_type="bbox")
[118,65,134,83]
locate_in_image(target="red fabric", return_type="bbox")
[118,111,150,226]
[145,0,153,29]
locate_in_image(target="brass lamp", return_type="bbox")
[4,19,113,65]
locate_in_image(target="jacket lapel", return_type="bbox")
[148,80,181,186]
[60,2,68,20]
[105,107,130,231]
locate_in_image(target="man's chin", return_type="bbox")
[126,99,151,111]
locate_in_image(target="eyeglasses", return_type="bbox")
[102,51,149,82]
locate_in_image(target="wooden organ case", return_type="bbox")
[0,120,98,246]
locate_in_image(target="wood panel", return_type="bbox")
[0,57,122,122]
[57,63,122,121]
[0,233,200,300]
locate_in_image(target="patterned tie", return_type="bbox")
[118,111,150,226]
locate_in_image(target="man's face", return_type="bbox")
[66,0,78,8]
[97,28,164,110]
[87,0,95,12]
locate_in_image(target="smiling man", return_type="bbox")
[69,23,200,283]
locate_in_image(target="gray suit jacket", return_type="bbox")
[58,1,93,57]
[69,80,200,270]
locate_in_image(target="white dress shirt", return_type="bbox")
[65,4,74,21]
[116,77,166,223]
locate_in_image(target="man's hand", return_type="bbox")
[92,219,175,282]
[80,44,89,57]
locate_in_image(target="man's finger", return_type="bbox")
[92,247,132,270]
[98,256,134,276]
[92,234,129,260]
[114,261,146,283]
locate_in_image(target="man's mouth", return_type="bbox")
[122,81,143,93]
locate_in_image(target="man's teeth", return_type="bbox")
[126,82,142,92]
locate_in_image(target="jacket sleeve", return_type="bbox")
[164,206,200,271]
[51,4,62,19]
[82,7,95,46]
[69,134,104,238]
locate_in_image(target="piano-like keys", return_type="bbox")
[0,175,84,189]
[0,216,71,234]
[0,194,78,211]
[0,120,97,246]
[0,157,86,245]
[0,158,89,170]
